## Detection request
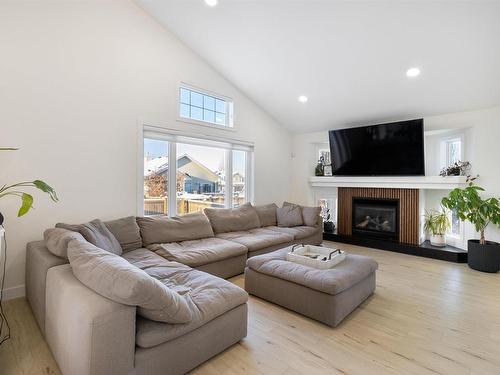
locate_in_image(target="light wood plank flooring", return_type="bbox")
[1,241,500,374]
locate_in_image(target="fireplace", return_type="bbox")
[352,197,399,241]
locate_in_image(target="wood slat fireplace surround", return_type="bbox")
[337,187,420,245]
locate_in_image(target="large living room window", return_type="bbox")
[179,84,234,129]
[142,126,253,216]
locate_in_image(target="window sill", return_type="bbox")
[176,117,236,132]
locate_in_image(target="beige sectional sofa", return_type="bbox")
[26,202,322,375]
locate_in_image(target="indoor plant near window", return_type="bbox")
[0,147,58,346]
[0,148,58,224]
[423,208,450,247]
[441,178,500,273]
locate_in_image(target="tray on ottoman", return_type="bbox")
[244,246,378,327]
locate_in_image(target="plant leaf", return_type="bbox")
[33,180,59,202]
[18,193,34,217]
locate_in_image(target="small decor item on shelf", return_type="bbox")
[286,244,346,269]
[441,177,500,273]
[323,164,333,176]
[315,156,325,176]
[322,207,335,232]
[423,208,450,247]
[439,160,471,177]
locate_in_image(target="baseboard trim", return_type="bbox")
[1,284,25,301]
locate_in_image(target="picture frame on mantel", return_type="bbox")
[319,149,333,176]
[323,165,333,176]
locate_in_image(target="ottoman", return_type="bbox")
[244,246,378,327]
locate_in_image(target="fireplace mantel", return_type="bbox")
[309,176,467,190]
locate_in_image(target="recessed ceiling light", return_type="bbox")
[298,95,308,103]
[406,67,421,78]
[204,0,218,7]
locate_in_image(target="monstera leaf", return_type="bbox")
[1,147,58,218]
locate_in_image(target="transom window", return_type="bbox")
[179,85,233,128]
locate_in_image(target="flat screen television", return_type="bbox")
[328,119,425,176]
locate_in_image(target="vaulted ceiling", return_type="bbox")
[136,0,500,133]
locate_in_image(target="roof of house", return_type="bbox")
[144,154,220,184]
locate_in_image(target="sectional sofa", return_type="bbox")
[26,202,322,375]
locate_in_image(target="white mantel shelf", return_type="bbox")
[309,176,467,190]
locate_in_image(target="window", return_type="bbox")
[176,142,226,214]
[445,138,462,167]
[141,127,253,216]
[143,138,169,215]
[232,150,246,207]
[440,135,465,241]
[179,85,233,128]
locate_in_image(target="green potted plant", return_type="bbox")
[423,208,450,247]
[0,148,58,225]
[441,178,500,273]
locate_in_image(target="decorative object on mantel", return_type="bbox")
[439,160,471,177]
[441,177,500,273]
[0,147,59,346]
[314,156,325,176]
[323,164,333,177]
[322,207,335,233]
[423,208,451,247]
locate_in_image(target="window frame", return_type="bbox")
[176,83,235,131]
[138,124,253,217]
[439,134,466,246]
[439,135,464,171]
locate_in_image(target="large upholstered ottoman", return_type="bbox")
[244,246,378,327]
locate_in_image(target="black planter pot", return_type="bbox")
[467,240,500,273]
[324,221,335,233]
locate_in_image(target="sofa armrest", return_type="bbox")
[46,264,136,375]
[26,240,68,334]
[316,215,324,227]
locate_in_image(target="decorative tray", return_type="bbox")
[286,244,346,269]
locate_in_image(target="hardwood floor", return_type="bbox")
[2,241,500,374]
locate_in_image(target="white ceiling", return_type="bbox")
[136,0,500,133]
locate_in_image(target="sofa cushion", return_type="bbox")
[134,266,248,348]
[254,203,278,227]
[44,228,86,260]
[246,247,378,295]
[204,202,261,234]
[136,213,214,247]
[216,228,293,252]
[104,216,142,253]
[67,239,192,324]
[277,204,303,227]
[265,225,318,240]
[147,238,248,267]
[284,202,321,227]
[56,219,122,255]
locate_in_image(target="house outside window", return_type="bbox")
[142,127,252,216]
[179,84,234,129]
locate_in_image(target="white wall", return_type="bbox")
[290,105,500,245]
[0,1,292,298]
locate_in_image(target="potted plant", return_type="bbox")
[322,207,335,233]
[0,148,58,225]
[441,178,500,273]
[423,209,450,247]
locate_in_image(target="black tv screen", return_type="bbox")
[329,119,425,176]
